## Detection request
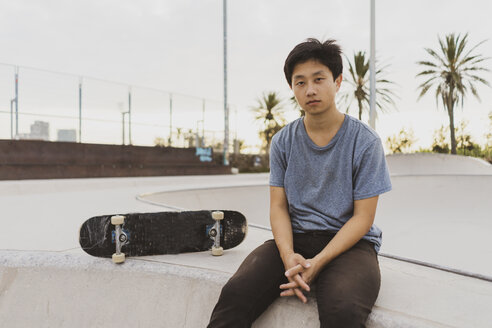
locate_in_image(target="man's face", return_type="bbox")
[290,59,342,117]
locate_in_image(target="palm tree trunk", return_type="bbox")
[357,99,363,120]
[447,88,457,154]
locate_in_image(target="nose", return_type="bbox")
[306,82,316,96]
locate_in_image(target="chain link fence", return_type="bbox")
[0,63,237,151]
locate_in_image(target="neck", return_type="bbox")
[304,107,344,132]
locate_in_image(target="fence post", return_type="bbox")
[15,66,19,138]
[128,86,132,145]
[78,77,82,143]
[168,93,173,146]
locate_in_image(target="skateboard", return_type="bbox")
[79,210,247,263]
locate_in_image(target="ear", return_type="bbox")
[335,74,343,92]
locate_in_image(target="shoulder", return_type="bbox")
[272,117,302,146]
[344,114,381,149]
[345,115,380,141]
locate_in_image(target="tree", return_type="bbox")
[431,125,450,154]
[386,128,416,153]
[485,112,492,148]
[290,95,305,117]
[416,33,490,154]
[455,120,473,153]
[485,112,492,162]
[430,120,480,155]
[154,137,167,147]
[252,92,286,154]
[341,51,397,121]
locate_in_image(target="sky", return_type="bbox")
[1,0,491,152]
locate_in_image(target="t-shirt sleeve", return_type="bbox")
[353,138,392,200]
[269,135,286,187]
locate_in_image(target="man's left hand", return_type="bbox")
[280,257,322,298]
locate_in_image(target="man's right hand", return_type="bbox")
[280,253,311,303]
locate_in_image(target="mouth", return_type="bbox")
[306,100,321,105]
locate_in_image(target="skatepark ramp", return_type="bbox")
[386,153,492,175]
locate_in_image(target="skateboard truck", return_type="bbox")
[210,211,224,256]
[111,215,128,263]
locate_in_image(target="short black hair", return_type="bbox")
[284,38,343,86]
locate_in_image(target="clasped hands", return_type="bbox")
[280,253,320,303]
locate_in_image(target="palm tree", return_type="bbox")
[252,92,286,154]
[341,51,397,121]
[416,33,490,154]
[290,95,304,117]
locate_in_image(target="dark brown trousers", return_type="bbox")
[208,232,381,328]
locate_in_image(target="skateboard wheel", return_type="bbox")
[212,211,224,221]
[212,246,223,256]
[112,252,126,263]
[111,215,125,225]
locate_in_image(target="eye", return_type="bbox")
[296,81,304,86]
[315,78,324,82]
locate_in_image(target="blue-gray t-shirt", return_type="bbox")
[269,114,392,252]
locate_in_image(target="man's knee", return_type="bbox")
[219,275,250,304]
[319,301,370,328]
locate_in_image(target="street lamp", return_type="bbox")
[222,0,229,165]
[369,0,376,129]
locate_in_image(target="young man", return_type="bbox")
[208,38,392,328]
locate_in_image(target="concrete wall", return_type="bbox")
[0,140,230,180]
[3,251,477,328]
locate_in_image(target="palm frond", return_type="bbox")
[425,47,448,68]
[416,60,439,68]
[416,70,439,77]
[343,50,398,120]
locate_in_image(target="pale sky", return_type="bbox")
[1,0,491,152]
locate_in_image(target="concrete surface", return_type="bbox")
[1,153,492,327]
[386,153,492,175]
[140,177,492,277]
[1,249,492,328]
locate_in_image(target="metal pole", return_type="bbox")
[79,77,82,143]
[202,99,206,147]
[169,93,173,146]
[234,107,238,154]
[15,66,19,137]
[369,0,376,129]
[122,113,125,145]
[128,87,132,145]
[223,0,229,165]
[10,99,14,139]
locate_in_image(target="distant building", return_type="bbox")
[57,129,77,142]
[30,121,50,141]
[18,121,50,141]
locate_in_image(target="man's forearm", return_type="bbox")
[270,204,295,263]
[313,214,374,267]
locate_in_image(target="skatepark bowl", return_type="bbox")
[1,153,492,327]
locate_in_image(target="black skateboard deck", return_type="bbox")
[79,210,247,263]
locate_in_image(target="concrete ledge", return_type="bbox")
[2,250,491,328]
